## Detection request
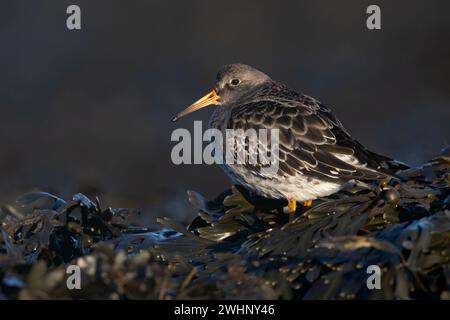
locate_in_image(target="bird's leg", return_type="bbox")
[288,197,297,221]
[303,199,313,207]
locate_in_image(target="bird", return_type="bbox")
[172,64,404,215]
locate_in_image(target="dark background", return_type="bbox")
[1,0,449,226]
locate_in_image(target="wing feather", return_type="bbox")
[228,94,389,181]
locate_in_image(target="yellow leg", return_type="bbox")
[303,199,313,207]
[288,198,297,214]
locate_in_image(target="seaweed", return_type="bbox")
[0,147,449,299]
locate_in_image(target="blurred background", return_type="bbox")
[0,0,449,226]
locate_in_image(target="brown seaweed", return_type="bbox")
[1,148,449,299]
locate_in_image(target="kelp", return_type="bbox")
[0,147,449,299]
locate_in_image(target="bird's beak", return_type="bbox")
[171,90,220,122]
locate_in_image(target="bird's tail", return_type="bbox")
[366,149,410,178]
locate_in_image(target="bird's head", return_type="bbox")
[171,63,271,122]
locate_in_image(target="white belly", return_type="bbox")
[221,163,343,201]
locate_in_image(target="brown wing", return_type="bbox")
[227,95,390,182]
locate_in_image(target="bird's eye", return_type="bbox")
[230,78,241,86]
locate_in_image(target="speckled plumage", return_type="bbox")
[207,64,398,201]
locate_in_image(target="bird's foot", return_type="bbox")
[288,198,297,222]
[286,198,314,221]
[303,199,313,208]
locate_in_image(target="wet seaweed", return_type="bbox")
[0,147,449,299]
